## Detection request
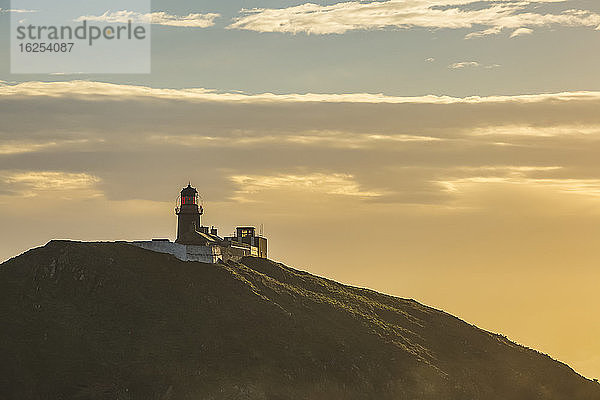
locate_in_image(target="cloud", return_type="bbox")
[150,131,443,150]
[0,171,100,195]
[510,27,534,38]
[0,139,95,155]
[438,176,600,198]
[448,61,500,69]
[465,26,503,39]
[227,0,600,38]
[0,141,60,155]
[75,10,220,27]
[230,173,383,201]
[448,61,480,69]
[0,8,37,13]
[3,80,600,105]
[469,125,600,137]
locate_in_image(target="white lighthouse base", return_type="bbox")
[130,240,223,263]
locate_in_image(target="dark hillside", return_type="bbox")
[0,241,598,400]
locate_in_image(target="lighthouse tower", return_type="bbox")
[175,183,203,243]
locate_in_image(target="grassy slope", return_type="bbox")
[0,240,598,400]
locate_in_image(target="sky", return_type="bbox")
[1,0,600,380]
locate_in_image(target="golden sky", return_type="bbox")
[1,81,599,379]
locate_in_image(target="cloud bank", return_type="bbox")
[2,80,600,206]
[76,10,220,27]
[228,0,600,38]
[3,80,600,104]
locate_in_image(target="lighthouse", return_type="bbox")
[131,182,268,262]
[175,183,205,244]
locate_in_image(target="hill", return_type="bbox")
[0,240,598,400]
